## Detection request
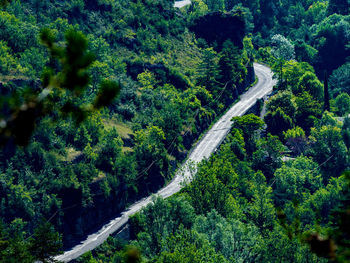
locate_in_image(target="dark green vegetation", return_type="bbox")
[79,69,350,262]
[0,0,350,262]
[188,0,350,77]
[0,0,257,261]
[77,0,350,262]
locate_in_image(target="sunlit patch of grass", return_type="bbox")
[0,74,30,83]
[168,154,176,161]
[66,147,82,162]
[92,171,106,183]
[122,146,133,153]
[103,118,133,139]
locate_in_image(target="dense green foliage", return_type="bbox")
[0,0,255,260]
[84,61,350,262]
[83,113,350,262]
[185,0,350,115]
[1,0,350,262]
[77,1,350,262]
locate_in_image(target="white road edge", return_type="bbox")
[55,63,275,262]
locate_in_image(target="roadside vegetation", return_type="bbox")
[0,0,350,262]
[0,0,254,261]
[78,1,350,262]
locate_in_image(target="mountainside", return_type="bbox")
[0,0,256,261]
[0,0,350,262]
[76,1,350,263]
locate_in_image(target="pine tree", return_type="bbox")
[197,48,221,96]
[29,221,62,263]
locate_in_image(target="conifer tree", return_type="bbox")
[197,48,221,96]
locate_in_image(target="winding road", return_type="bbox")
[174,0,191,8]
[55,63,275,262]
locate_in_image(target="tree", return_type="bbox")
[261,226,321,263]
[0,28,120,146]
[284,126,308,155]
[73,125,92,150]
[196,47,221,96]
[224,0,236,11]
[96,128,123,173]
[335,93,350,116]
[271,34,295,61]
[219,40,246,85]
[0,224,10,261]
[324,71,330,112]
[256,0,277,30]
[137,70,159,90]
[274,156,323,207]
[123,246,141,263]
[316,111,342,128]
[295,91,323,132]
[320,172,350,262]
[89,60,110,93]
[342,117,350,149]
[252,134,285,180]
[272,60,314,91]
[29,221,62,263]
[264,108,293,138]
[186,164,239,218]
[294,40,318,65]
[329,62,350,96]
[0,40,25,74]
[155,228,228,263]
[313,14,350,74]
[231,4,255,33]
[327,0,349,15]
[309,124,348,179]
[193,210,262,261]
[298,175,348,260]
[0,10,38,53]
[296,71,323,101]
[232,113,265,134]
[247,172,276,233]
[190,10,246,49]
[19,47,48,77]
[232,114,264,155]
[204,0,224,11]
[0,220,34,263]
[155,101,183,149]
[0,0,11,7]
[129,196,196,257]
[188,0,209,21]
[305,1,328,25]
[134,126,169,190]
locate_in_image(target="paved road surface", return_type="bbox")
[174,0,191,8]
[55,63,275,262]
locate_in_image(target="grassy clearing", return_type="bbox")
[122,147,133,153]
[66,147,82,162]
[92,172,106,183]
[103,118,133,139]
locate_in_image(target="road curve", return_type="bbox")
[174,0,191,8]
[55,63,275,262]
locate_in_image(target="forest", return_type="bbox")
[0,0,349,262]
